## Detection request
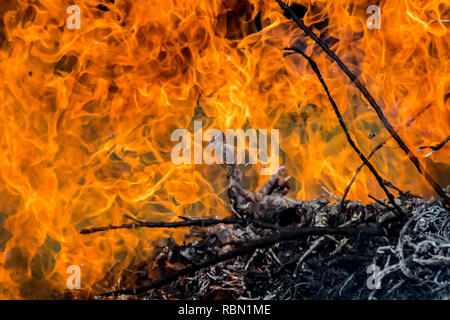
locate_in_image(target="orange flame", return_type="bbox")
[0,0,448,298]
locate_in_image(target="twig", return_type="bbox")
[79,216,279,234]
[94,226,383,298]
[284,46,404,218]
[321,186,341,201]
[368,194,393,211]
[396,215,419,279]
[293,236,325,276]
[276,0,450,205]
[339,143,385,213]
[294,213,365,276]
[429,13,450,23]
[339,273,355,297]
[416,136,450,157]
[339,104,431,214]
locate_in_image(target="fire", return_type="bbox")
[0,0,448,299]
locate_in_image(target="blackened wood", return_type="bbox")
[275,0,449,205]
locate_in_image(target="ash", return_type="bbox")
[116,195,448,300]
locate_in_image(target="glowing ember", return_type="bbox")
[0,0,448,299]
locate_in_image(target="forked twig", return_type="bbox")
[275,0,449,205]
[284,46,404,218]
[417,136,450,157]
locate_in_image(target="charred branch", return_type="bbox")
[417,136,450,156]
[276,0,450,205]
[82,153,394,298]
[79,215,279,234]
[339,143,385,213]
[95,225,383,298]
[284,46,404,218]
[339,104,432,213]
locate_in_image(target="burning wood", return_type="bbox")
[82,132,447,299]
[0,0,448,300]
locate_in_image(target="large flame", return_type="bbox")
[0,0,448,298]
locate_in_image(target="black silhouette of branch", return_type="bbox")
[339,104,432,213]
[79,215,279,234]
[418,136,450,152]
[275,0,449,205]
[284,46,404,218]
[94,226,383,298]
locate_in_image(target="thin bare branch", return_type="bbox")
[275,0,449,205]
[94,226,383,298]
[284,46,404,218]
